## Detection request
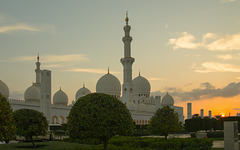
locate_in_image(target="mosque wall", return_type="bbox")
[51,106,71,124]
[8,100,41,112]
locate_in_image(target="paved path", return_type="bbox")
[212,140,224,148]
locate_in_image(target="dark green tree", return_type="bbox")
[0,93,15,143]
[203,117,213,132]
[68,93,133,150]
[13,109,48,148]
[185,118,202,132]
[185,117,213,132]
[148,106,182,141]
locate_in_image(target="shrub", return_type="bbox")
[109,136,213,150]
[207,132,224,138]
[190,132,196,138]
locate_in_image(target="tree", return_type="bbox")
[13,109,48,148]
[68,93,133,150]
[0,93,15,143]
[203,117,213,132]
[185,117,202,132]
[185,117,213,132]
[148,106,182,141]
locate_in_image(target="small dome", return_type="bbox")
[75,85,91,100]
[0,80,9,98]
[127,101,136,111]
[53,88,68,105]
[24,85,40,102]
[133,75,151,97]
[162,93,174,106]
[96,73,121,97]
[138,103,147,112]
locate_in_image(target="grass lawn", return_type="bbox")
[0,141,98,150]
[0,141,143,150]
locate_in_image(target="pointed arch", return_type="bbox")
[52,116,58,124]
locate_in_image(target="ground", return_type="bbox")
[0,141,143,150]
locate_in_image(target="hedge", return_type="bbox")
[109,136,213,150]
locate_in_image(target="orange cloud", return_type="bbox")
[168,32,240,51]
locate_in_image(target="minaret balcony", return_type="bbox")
[122,36,132,42]
[120,57,135,65]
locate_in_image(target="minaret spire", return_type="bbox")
[37,53,40,62]
[35,53,41,87]
[125,11,129,25]
[120,12,135,104]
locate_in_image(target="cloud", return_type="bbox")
[0,24,40,33]
[168,32,201,50]
[192,62,240,73]
[206,34,240,51]
[221,0,236,3]
[233,108,240,110]
[151,82,240,101]
[65,68,121,74]
[13,54,89,63]
[237,77,240,80]
[42,64,64,68]
[168,32,240,51]
[148,77,164,81]
[217,54,233,60]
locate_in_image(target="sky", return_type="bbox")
[1,0,240,118]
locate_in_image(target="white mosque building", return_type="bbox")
[0,14,184,126]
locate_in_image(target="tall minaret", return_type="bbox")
[40,70,51,123]
[120,12,135,104]
[35,54,41,88]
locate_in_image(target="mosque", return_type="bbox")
[0,14,184,126]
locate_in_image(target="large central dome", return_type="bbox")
[96,73,121,98]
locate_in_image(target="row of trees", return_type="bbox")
[0,94,48,147]
[1,93,183,150]
[68,93,183,150]
[185,115,240,132]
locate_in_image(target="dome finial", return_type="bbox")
[60,86,61,91]
[83,82,85,88]
[108,66,109,74]
[125,11,129,24]
[139,70,141,76]
[37,53,40,62]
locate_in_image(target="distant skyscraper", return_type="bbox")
[187,103,192,119]
[209,110,212,118]
[200,109,204,118]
